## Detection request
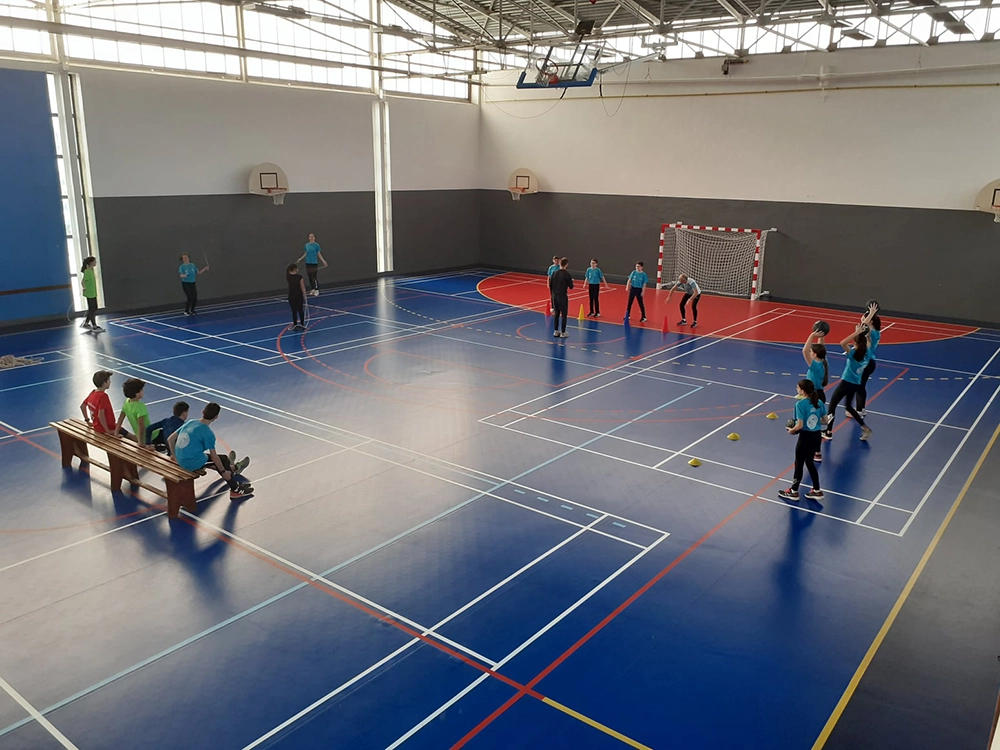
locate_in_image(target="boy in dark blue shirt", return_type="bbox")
[146,401,189,454]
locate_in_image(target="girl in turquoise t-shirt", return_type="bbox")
[779,379,827,501]
[823,304,877,442]
[80,256,103,332]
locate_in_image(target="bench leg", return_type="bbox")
[58,431,88,467]
[166,479,196,519]
[107,455,138,490]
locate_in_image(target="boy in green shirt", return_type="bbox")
[116,377,153,449]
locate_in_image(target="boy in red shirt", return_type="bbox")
[80,370,127,436]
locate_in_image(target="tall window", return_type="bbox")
[46,72,94,311]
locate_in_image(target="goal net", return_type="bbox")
[656,223,774,300]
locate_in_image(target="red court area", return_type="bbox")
[478,272,977,344]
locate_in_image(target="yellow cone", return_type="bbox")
[766,413,778,420]
[727,432,740,441]
[578,305,586,320]
[688,457,702,467]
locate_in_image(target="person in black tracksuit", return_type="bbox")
[286,263,307,331]
[549,257,574,339]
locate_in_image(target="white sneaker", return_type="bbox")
[80,322,92,329]
[860,426,873,441]
[560,331,568,338]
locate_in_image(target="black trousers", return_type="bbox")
[182,282,197,313]
[203,454,238,490]
[626,287,646,318]
[825,381,865,433]
[588,284,600,315]
[306,263,319,291]
[680,293,699,322]
[289,296,305,325]
[857,360,877,411]
[792,430,822,491]
[84,296,98,326]
[553,294,569,332]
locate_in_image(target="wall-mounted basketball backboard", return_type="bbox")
[973,179,1000,222]
[249,163,289,205]
[508,168,539,201]
[516,40,603,89]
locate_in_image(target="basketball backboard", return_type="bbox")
[516,42,603,89]
[507,168,539,201]
[973,179,1000,222]
[249,162,289,204]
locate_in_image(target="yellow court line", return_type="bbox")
[542,697,653,750]
[812,420,1000,749]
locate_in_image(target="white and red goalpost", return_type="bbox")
[656,223,775,301]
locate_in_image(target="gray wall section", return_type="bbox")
[94,192,379,311]
[479,191,1000,326]
[390,190,480,274]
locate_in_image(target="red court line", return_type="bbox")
[451,368,909,749]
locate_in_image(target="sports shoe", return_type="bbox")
[640,317,647,322]
[860,425,873,441]
[691,322,698,329]
[822,431,833,441]
[813,452,822,463]
[778,488,800,501]
[553,330,561,338]
[230,484,253,500]
[183,311,191,316]
[80,321,92,329]
[594,313,601,318]
[678,319,687,326]
[91,325,105,332]
[228,450,237,465]
[805,489,824,500]
[859,409,867,417]
[234,456,251,474]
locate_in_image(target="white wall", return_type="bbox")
[479,42,1000,210]
[80,71,482,198]
[388,95,480,190]
[82,70,377,197]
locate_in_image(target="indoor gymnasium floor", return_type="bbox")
[1,269,999,750]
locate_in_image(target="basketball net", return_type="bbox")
[994,206,1000,223]
[509,187,527,202]
[266,188,287,206]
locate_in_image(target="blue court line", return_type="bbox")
[612,522,627,529]
[560,505,574,511]
[514,489,525,494]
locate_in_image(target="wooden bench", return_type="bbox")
[50,418,205,519]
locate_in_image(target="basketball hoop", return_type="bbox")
[266,187,288,206]
[508,187,528,202]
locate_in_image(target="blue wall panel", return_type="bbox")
[0,68,71,324]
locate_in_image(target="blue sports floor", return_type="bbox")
[1,269,999,749]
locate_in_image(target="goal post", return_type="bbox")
[656,223,775,301]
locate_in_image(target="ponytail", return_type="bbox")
[80,256,96,273]
[812,343,829,387]
[798,379,820,408]
[853,333,869,363]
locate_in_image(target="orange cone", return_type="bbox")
[661,316,669,333]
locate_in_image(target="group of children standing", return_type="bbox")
[780,302,881,501]
[80,370,252,500]
[545,257,656,337]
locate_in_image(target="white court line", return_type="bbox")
[496,310,792,426]
[0,447,358,576]
[653,395,777,469]
[110,323,268,366]
[0,675,78,749]
[510,410,882,508]
[898,382,1000,535]
[240,513,619,750]
[856,345,1000,525]
[383,533,668,750]
[489,421,901,536]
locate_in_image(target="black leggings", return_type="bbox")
[182,282,197,314]
[204,454,238,490]
[306,264,319,291]
[792,430,822,491]
[626,287,646,318]
[825,381,865,433]
[588,284,600,315]
[289,297,305,326]
[857,360,877,411]
[84,296,98,326]
[680,292,699,322]
[553,295,568,332]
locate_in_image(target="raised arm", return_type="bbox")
[802,331,818,366]
[839,325,864,354]
[198,264,210,274]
